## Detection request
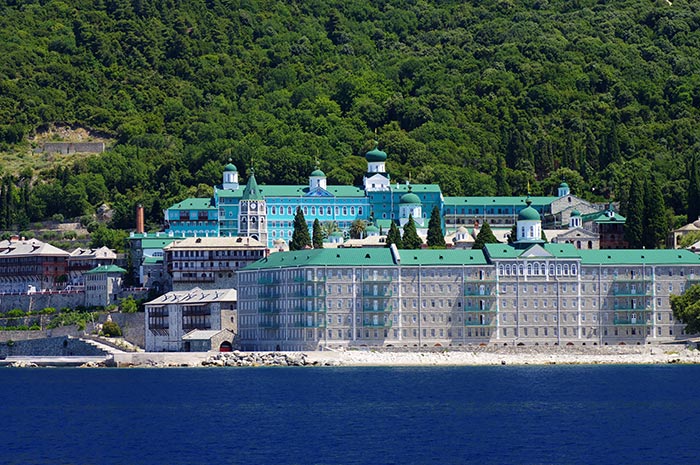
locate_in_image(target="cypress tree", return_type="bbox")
[473,222,499,250]
[426,206,445,248]
[386,221,403,249]
[290,207,311,251]
[402,215,422,249]
[624,173,644,248]
[687,154,700,223]
[496,154,511,196]
[312,218,323,249]
[643,175,667,249]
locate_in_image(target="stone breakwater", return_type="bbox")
[202,351,339,367]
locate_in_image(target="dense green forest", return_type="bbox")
[1,0,700,245]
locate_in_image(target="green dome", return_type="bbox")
[559,181,569,188]
[366,224,379,233]
[518,199,540,221]
[571,209,581,217]
[224,163,238,172]
[365,144,387,162]
[400,192,421,205]
[310,169,326,177]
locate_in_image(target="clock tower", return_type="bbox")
[238,169,268,244]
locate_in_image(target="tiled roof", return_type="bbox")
[0,238,69,258]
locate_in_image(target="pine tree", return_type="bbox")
[386,221,403,249]
[507,224,517,244]
[426,206,445,248]
[290,207,311,251]
[624,173,644,248]
[643,175,667,249]
[402,215,422,249]
[473,222,499,249]
[312,218,323,249]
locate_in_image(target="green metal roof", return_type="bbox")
[310,169,326,177]
[84,265,127,274]
[224,163,237,172]
[365,144,387,162]
[128,235,183,249]
[444,196,557,207]
[485,243,581,259]
[400,192,421,205]
[242,173,264,200]
[579,249,700,266]
[518,199,540,220]
[391,184,442,194]
[581,209,626,224]
[168,198,216,210]
[142,256,163,265]
[244,248,488,270]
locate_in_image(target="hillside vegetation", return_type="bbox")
[1,0,699,243]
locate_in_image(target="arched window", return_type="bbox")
[519,264,524,275]
[327,207,332,215]
[571,264,577,275]
[534,263,540,275]
[358,207,363,215]
[311,207,316,215]
[498,264,504,276]
[304,206,308,215]
[563,264,569,275]
[556,264,562,275]
[343,207,348,216]
[350,207,355,215]
[505,265,511,275]
[271,207,276,215]
[521,227,525,237]
[287,206,292,215]
[549,264,555,275]
[527,263,532,275]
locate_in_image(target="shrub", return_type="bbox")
[5,309,25,318]
[101,320,122,337]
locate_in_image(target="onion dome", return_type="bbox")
[224,162,237,172]
[400,192,421,205]
[559,181,569,189]
[310,169,326,177]
[365,224,380,234]
[365,143,387,162]
[518,198,540,221]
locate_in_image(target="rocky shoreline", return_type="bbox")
[4,344,700,368]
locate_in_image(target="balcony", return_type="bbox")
[258,292,282,299]
[293,306,326,313]
[363,290,393,298]
[257,277,279,285]
[612,288,651,296]
[613,275,649,283]
[465,277,497,284]
[362,306,393,314]
[362,320,392,328]
[612,306,650,312]
[293,276,326,283]
[294,320,327,328]
[463,307,497,313]
[293,291,326,298]
[464,288,495,297]
[613,318,650,326]
[363,276,393,283]
[464,319,494,327]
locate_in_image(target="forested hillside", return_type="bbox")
[1,0,700,240]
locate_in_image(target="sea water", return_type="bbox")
[2,365,699,465]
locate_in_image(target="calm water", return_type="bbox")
[2,365,699,465]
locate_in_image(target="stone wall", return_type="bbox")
[103,313,145,348]
[0,292,84,313]
[0,336,108,357]
[41,142,105,154]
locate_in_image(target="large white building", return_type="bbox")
[236,203,699,350]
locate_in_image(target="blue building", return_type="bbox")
[164,145,444,248]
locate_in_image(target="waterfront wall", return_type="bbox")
[103,313,145,348]
[0,336,108,357]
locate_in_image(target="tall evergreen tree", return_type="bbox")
[385,221,403,249]
[402,215,422,249]
[495,154,511,196]
[473,222,500,250]
[312,218,323,249]
[624,173,645,248]
[687,153,700,223]
[290,207,311,251]
[643,175,667,249]
[426,206,445,248]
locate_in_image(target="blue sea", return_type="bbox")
[2,365,699,465]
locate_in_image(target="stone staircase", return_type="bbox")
[79,337,127,355]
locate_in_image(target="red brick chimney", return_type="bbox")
[136,204,145,234]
